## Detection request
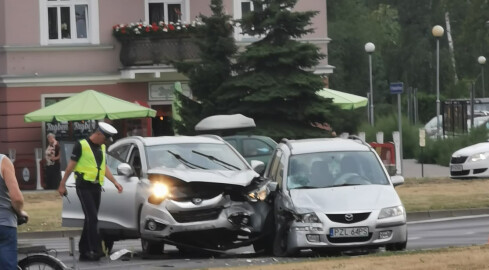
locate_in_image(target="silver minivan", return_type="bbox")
[266,137,407,256]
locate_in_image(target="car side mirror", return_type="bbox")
[250,160,265,174]
[391,175,404,187]
[117,163,133,177]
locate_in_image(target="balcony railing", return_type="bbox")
[118,36,199,66]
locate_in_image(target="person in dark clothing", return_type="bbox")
[45,133,62,189]
[0,154,28,270]
[57,122,123,261]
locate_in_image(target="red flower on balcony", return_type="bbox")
[112,20,203,40]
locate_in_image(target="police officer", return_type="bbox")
[58,122,123,261]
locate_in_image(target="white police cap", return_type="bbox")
[97,122,117,138]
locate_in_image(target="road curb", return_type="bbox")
[407,208,489,222]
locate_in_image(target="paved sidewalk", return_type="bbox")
[402,159,449,178]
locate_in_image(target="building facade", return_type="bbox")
[0,0,332,188]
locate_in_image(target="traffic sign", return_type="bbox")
[390,82,404,94]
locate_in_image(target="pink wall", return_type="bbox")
[0,83,148,160]
[3,0,40,45]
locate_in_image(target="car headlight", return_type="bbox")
[295,213,321,223]
[148,182,169,205]
[247,184,269,202]
[378,206,405,219]
[469,152,489,162]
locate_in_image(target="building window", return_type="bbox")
[40,0,100,45]
[233,0,263,41]
[145,0,189,24]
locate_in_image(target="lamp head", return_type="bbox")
[432,25,444,38]
[364,42,375,53]
[478,56,486,65]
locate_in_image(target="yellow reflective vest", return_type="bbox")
[74,139,106,185]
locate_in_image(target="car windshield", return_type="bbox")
[287,151,390,189]
[145,143,248,170]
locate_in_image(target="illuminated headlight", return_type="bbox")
[247,184,269,202]
[296,213,321,223]
[469,152,489,162]
[378,206,405,219]
[148,182,169,205]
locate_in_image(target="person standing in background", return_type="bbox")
[0,154,28,270]
[45,133,62,189]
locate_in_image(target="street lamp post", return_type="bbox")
[365,42,375,126]
[478,56,486,97]
[432,25,444,138]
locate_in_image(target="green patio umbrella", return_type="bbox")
[24,89,156,122]
[316,88,368,110]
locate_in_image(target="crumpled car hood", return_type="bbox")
[147,167,259,186]
[452,142,489,157]
[290,185,402,213]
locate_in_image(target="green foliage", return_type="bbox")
[359,114,422,159]
[172,0,238,134]
[217,0,338,139]
[416,126,489,166]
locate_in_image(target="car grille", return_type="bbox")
[170,208,222,223]
[451,170,470,176]
[327,233,373,243]
[451,156,468,164]
[326,212,371,224]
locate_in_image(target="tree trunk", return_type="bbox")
[445,11,458,83]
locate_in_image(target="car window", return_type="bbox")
[267,149,283,181]
[287,151,389,189]
[128,146,142,177]
[106,154,124,176]
[145,143,248,171]
[225,139,238,149]
[242,139,273,157]
[109,144,131,162]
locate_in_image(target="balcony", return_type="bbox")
[118,36,199,66]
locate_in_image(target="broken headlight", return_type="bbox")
[246,184,269,202]
[148,182,169,205]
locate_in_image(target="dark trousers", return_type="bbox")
[76,184,102,255]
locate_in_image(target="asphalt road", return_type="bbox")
[18,215,489,270]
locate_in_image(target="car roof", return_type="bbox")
[282,138,371,155]
[116,135,225,147]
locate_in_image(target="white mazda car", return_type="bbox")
[266,137,407,256]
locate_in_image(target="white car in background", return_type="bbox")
[450,142,489,178]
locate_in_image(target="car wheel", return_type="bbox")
[253,213,275,254]
[272,221,295,257]
[386,241,407,251]
[141,238,165,255]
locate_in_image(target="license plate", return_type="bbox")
[329,227,369,238]
[450,164,463,172]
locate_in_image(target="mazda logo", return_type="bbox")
[345,213,354,222]
[192,198,203,205]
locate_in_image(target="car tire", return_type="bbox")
[141,238,165,255]
[272,221,296,257]
[253,213,275,254]
[386,241,407,251]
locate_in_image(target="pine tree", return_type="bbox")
[217,0,338,139]
[173,0,238,134]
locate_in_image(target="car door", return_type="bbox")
[98,143,140,231]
